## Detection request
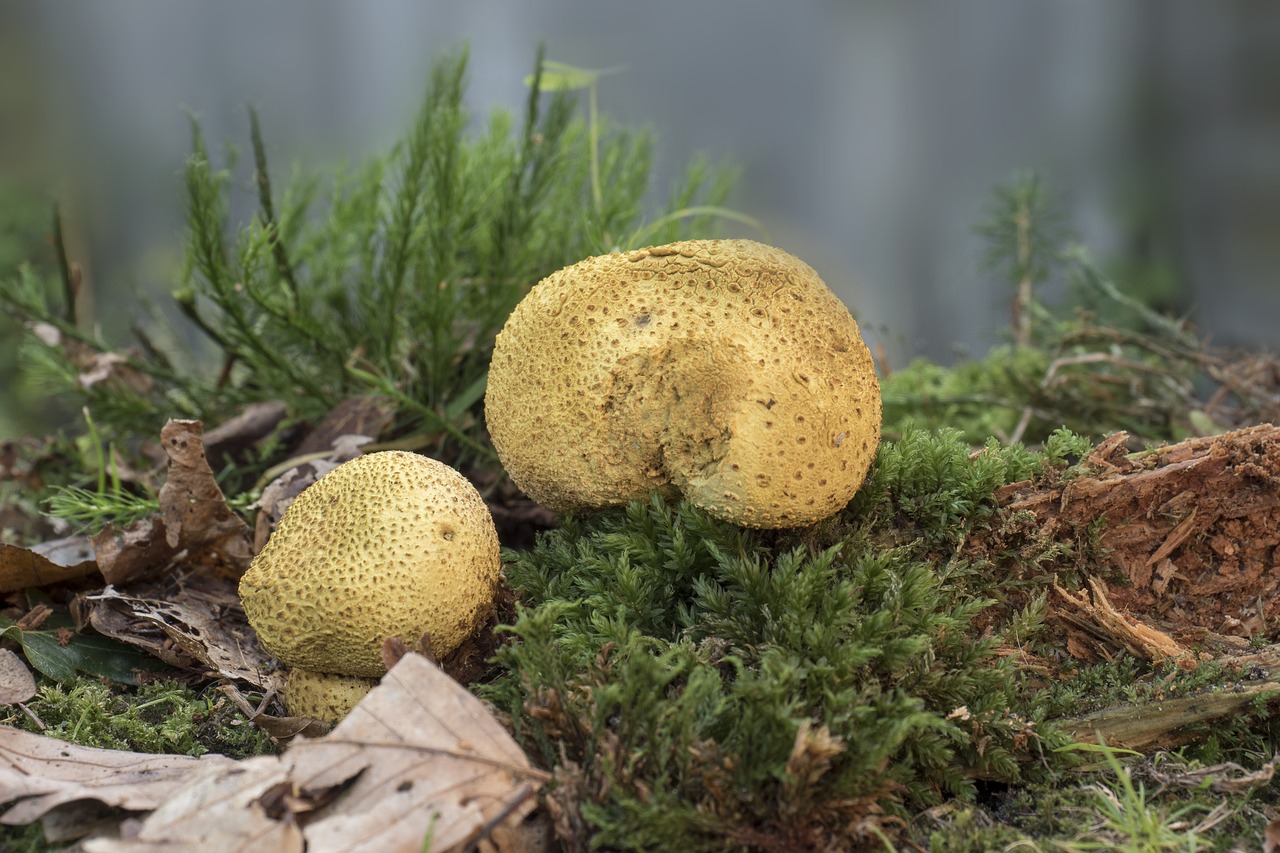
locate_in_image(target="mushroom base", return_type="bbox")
[285,668,379,722]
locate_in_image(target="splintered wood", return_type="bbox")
[997,423,1280,652]
[985,424,1280,749]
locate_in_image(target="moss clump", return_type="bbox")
[919,746,1280,852]
[0,678,274,759]
[484,427,1081,850]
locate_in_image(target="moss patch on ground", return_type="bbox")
[0,678,274,760]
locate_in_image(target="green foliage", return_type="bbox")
[881,346,1050,443]
[486,428,1079,849]
[1055,744,1211,852]
[977,169,1067,349]
[847,424,1049,549]
[883,171,1211,448]
[0,823,60,853]
[0,606,172,685]
[1037,659,1280,765]
[43,485,159,533]
[0,678,274,759]
[0,183,70,439]
[41,407,160,533]
[0,48,739,476]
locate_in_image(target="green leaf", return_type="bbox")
[0,611,173,685]
[444,371,488,421]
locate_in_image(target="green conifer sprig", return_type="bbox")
[0,48,739,471]
[884,172,1208,447]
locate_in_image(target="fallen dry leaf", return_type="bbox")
[91,420,253,585]
[0,726,237,827]
[79,653,547,853]
[220,683,331,742]
[1267,816,1280,853]
[201,401,289,458]
[291,395,397,457]
[0,649,36,705]
[0,537,99,593]
[28,322,155,397]
[85,756,303,852]
[75,570,283,692]
[155,419,253,577]
[90,517,175,588]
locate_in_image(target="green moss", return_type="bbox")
[881,347,1053,444]
[0,823,60,853]
[915,746,1280,852]
[483,426,1084,850]
[0,678,274,759]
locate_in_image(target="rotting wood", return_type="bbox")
[979,424,1280,750]
[992,423,1280,651]
[1053,578,1187,663]
[1061,643,1280,751]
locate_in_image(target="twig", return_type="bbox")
[1012,194,1033,347]
[248,105,300,299]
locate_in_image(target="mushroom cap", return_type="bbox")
[285,668,378,722]
[485,239,882,528]
[239,451,500,677]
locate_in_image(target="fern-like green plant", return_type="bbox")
[0,47,743,482]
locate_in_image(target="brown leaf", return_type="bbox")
[0,650,36,705]
[83,757,303,853]
[0,538,99,593]
[90,516,177,587]
[156,420,253,576]
[77,570,283,691]
[220,683,331,743]
[80,653,547,853]
[0,726,236,826]
[201,401,289,456]
[28,322,154,397]
[1267,817,1280,853]
[90,420,253,585]
[291,395,397,457]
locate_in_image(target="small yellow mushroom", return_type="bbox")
[485,239,882,528]
[239,451,501,720]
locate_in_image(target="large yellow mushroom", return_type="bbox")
[485,239,882,528]
[238,451,500,720]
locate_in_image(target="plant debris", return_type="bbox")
[989,423,1280,653]
[0,537,97,592]
[91,420,252,586]
[74,571,280,692]
[0,726,237,828]
[11,652,549,852]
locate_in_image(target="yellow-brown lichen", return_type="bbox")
[485,239,882,528]
[239,451,500,677]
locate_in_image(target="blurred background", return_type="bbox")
[1,0,1277,437]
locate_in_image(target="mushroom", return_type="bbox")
[238,450,500,720]
[485,239,882,528]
